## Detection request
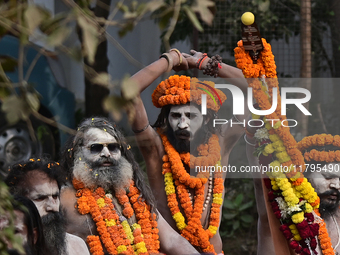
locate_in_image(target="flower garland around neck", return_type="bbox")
[234,37,331,254]
[72,179,159,255]
[159,131,224,255]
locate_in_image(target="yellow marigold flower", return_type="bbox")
[213,193,223,198]
[208,225,218,235]
[292,212,304,224]
[263,151,269,156]
[304,203,313,213]
[165,185,175,195]
[122,220,134,243]
[173,212,187,230]
[131,223,141,230]
[265,122,272,130]
[105,219,116,227]
[273,121,281,129]
[270,160,281,169]
[96,198,106,208]
[135,242,147,249]
[269,134,280,142]
[264,144,275,154]
[117,245,127,253]
[213,197,223,205]
[270,180,279,191]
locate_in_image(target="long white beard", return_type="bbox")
[72,151,133,191]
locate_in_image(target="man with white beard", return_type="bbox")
[60,117,199,255]
[5,158,90,255]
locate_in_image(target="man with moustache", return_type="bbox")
[59,117,199,254]
[297,134,340,255]
[1,195,47,255]
[129,49,248,254]
[5,158,90,255]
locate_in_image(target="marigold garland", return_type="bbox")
[159,132,224,255]
[235,36,328,254]
[73,179,159,255]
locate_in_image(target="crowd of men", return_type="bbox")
[1,48,340,255]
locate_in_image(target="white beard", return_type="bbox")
[72,150,133,191]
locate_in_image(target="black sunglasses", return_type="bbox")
[88,143,121,154]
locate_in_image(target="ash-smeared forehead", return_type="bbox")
[83,128,118,146]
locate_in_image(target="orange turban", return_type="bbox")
[152,75,226,112]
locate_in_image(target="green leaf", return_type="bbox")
[223,199,235,210]
[329,11,335,16]
[191,0,215,26]
[240,214,253,223]
[182,5,203,32]
[233,194,243,207]
[223,213,237,220]
[77,15,100,65]
[121,74,139,100]
[239,200,253,211]
[46,26,71,47]
[232,220,240,230]
[92,73,111,87]
[24,5,46,34]
[118,22,135,38]
[0,56,17,72]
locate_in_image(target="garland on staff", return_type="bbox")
[159,131,224,255]
[72,179,160,255]
[234,36,332,254]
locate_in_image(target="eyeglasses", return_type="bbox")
[88,143,121,154]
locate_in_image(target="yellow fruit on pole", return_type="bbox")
[241,12,255,26]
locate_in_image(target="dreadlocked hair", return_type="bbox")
[59,117,158,217]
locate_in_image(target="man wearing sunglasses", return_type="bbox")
[59,117,199,254]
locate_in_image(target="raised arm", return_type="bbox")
[130,50,186,137]
[182,50,249,151]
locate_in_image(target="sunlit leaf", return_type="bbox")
[92,73,111,87]
[1,95,30,124]
[77,15,100,65]
[46,26,72,47]
[103,96,126,121]
[121,75,139,100]
[142,0,165,14]
[26,92,40,112]
[182,5,203,32]
[258,0,270,12]
[191,0,215,26]
[40,13,67,35]
[24,5,46,34]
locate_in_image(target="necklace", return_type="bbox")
[330,213,340,252]
[159,132,224,255]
